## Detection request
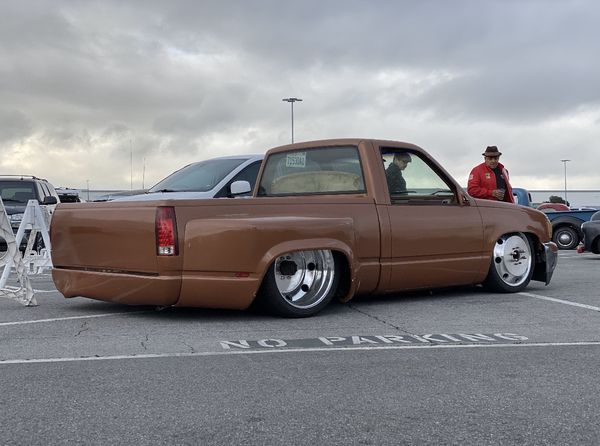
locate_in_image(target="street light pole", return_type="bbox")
[560,159,570,203]
[130,139,133,191]
[282,97,302,143]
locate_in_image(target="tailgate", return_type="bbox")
[50,202,160,274]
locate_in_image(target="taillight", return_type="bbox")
[155,206,178,256]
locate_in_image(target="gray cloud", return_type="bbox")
[0,109,33,143]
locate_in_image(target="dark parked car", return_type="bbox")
[578,211,600,254]
[0,175,59,252]
[56,187,84,203]
[513,188,598,250]
[537,203,570,212]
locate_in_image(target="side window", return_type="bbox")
[258,146,365,196]
[381,148,456,204]
[215,161,262,197]
[46,182,58,199]
[36,182,49,202]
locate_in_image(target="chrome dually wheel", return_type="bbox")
[484,233,534,292]
[260,249,339,317]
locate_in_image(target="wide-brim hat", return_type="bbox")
[482,145,502,157]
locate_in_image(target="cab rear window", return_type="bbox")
[258,146,365,196]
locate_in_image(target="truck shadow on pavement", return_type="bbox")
[58,284,489,322]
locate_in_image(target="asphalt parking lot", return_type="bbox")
[1,250,599,445]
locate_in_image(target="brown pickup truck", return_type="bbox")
[51,139,558,317]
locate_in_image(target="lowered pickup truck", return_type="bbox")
[51,139,558,317]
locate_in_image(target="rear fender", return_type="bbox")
[183,216,356,276]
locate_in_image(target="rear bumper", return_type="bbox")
[176,273,260,309]
[51,268,259,309]
[52,268,181,306]
[532,242,558,285]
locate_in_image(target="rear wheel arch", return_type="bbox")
[254,240,354,289]
[332,250,352,300]
[255,247,352,317]
[524,231,543,257]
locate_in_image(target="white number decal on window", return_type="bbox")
[285,152,306,168]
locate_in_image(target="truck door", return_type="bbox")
[380,149,485,291]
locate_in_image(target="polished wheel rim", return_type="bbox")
[273,250,335,309]
[492,233,532,287]
[557,230,573,247]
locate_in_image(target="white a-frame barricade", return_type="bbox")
[0,198,53,306]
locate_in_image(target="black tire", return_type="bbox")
[483,233,534,293]
[258,249,340,317]
[592,237,600,255]
[552,226,579,250]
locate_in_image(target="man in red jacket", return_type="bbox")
[467,146,514,203]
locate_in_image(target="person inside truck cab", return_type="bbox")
[385,153,411,194]
[467,145,514,203]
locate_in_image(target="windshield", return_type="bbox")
[148,158,247,193]
[0,181,36,203]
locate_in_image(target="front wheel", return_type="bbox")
[552,226,579,250]
[483,233,534,293]
[258,249,340,317]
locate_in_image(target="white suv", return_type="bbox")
[112,154,264,201]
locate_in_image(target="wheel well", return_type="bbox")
[524,232,536,244]
[524,232,538,254]
[332,251,351,300]
[524,232,545,264]
[524,232,550,284]
[256,249,352,301]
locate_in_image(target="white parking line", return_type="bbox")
[519,292,600,312]
[1,341,599,365]
[0,311,151,327]
[2,286,56,293]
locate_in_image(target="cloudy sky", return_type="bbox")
[1,0,599,190]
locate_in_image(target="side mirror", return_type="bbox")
[459,192,471,206]
[230,180,252,196]
[43,196,58,205]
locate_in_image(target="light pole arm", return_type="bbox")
[282,98,303,143]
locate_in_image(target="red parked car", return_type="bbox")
[537,203,570,212]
